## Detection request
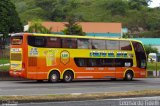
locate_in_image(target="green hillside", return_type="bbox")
[11,0,160,37]
[11,0,47,24]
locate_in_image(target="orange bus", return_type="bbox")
[10,33,147,82]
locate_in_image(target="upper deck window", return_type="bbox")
[106,40,120,50]
[120,41,132,51]
[28,36,46,47]
[78,39,91,49]
[62,38,77,49]
[11,36,23,45]
[91,39,106,50]
[46,37,61,48]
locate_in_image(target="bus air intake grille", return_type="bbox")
[11,53,22,61]
[28,57,37,66]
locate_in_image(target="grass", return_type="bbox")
[0,66,10,71]
[147,62,160,71]
[0,90,160,103]
[0,58,9,64]
[0,58,10,71]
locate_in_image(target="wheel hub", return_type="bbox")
[127,74,131,80]
[65,75,71,80]
[52,74,57,80]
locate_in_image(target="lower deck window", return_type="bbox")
[74,58,133,67]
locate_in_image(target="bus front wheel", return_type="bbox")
[63,71,74,83]
[124,71,133,81]
[49,71,60,83]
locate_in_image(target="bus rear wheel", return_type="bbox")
[37,80,43,83]
[49,71,60,83]
[124,71,133,81]
[63,71,73,83]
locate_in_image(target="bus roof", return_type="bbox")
[11,33,142,44]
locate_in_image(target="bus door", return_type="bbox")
[132,42,147,69]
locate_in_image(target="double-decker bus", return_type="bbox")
[10,33,147,82]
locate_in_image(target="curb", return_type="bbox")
[0,90,160,104]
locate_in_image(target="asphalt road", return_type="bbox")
[0,78,160,96]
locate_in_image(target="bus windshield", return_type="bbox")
[132,41,147,69]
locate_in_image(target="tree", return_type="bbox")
[36,0,81,22]
[128,0,152,10]
[62,15,85,36]
[103,0,128,16]
[28,19,52,34]
[0,0,23,44]
[36,0,69,21]
[144,45,158,55]
[11,0,160,38]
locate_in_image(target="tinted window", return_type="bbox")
[100,58,114,67]
[78,39,91,49]
[11,36,23,45]
[107,40,120,50]
[120,41,132,50]
[115,59,133,67]
[132,41,146,68]
[132,42,144,52]
[46,37,61,48]
[91,40,106,49]
[74,58,88,67]
[62,38,77,49]
[74,58,99,67]
[28,36,46,47]
[88,58,99,66]
[74,58,133,67]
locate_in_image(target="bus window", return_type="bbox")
[74,58,88,67]
[102,58,114,67]
[74,58,115,67]
[88,58,98,67]
[120,41,132,51]
[91,39,106,50]
[46,37,61,48]
[62,38,77,49]
[11,36,23,45]
[115,58,133,67]
[106,40,120,50]
[28,36,46,47]
[78,39,91,49]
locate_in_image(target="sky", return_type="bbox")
[149,0,160,8]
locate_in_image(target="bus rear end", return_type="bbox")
[9,34,26,78]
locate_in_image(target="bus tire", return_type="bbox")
[124,71,133,81]
[63,71,74,83]
[37,80,43,83]
[49,71,60,83]
[110,78,116,81]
